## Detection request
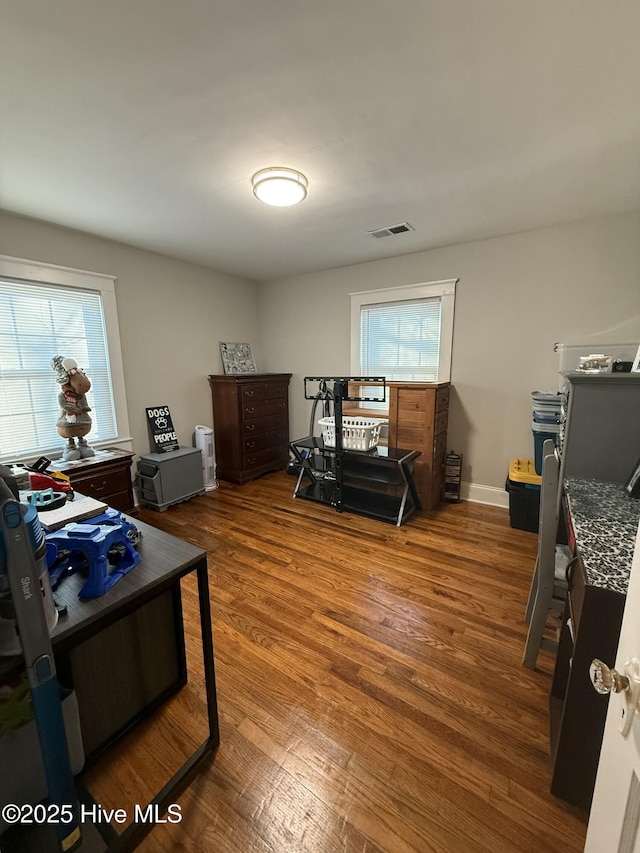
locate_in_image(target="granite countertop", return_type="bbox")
[564,477,640,594]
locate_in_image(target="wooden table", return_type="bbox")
[1,518,219,851]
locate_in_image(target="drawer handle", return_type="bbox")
[91,480,108,493]
[246,441,256,449]
[246,424,255,432]
[247,457,256,466]
[246,407,255,415]
[244,390,255,398]
[277,402,285,410]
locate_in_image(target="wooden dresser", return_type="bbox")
[386,381,450,510]
[51,447,136,515]
[208,373,292,484]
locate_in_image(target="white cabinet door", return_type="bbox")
[585,518,640,853]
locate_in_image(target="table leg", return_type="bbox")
[107,558,219,851]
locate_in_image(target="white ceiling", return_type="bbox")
[2,1,639,281]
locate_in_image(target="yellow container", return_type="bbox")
[508,458,542,486]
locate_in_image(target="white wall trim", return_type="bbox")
[461,481,509,508]
[0,254,116,288]
[349,278,457,382]
[349,279,457,299]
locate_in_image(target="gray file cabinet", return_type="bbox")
[559,373,640,484]
[137,447,204,511]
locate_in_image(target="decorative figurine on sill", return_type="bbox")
[51,355,96,461]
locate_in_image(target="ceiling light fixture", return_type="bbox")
[251,167,308,207]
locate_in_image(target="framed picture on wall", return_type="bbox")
[219,342,257,375]
[631,344,640,373]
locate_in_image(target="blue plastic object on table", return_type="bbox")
[46,517,141,599]
[79,507,141,546]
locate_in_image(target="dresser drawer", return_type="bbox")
[433,430,447,462]
[70,467,130,500]
[244,428,289,453]
[240,382,289,403]
[436,386,450,413]
[397,424,429,451]
[435,409,448,436]
[243,445,288,470]
[242,398,288,421]
[396,389,430,413]
[104,489,134,514]
[242,413,288,437]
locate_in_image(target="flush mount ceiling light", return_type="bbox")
[251,167,308,207]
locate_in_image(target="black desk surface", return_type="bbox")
[0,517,217,853]
[1,518,207,674]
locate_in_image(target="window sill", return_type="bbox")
[343,403,389,420]
[0,437,134,467]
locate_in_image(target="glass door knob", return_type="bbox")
[590,658,630,695]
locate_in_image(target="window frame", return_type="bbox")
[350,278,457,389]
[0,254,132,463]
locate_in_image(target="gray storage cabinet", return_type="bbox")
[137,447,204,510]
[559,373,640,484]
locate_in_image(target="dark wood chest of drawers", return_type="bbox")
[208,373,292,485]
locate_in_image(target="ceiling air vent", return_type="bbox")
[367,222,414,239]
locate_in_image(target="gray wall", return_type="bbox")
[0,211,259,457]
[258,211,640,501]
[2,209,638,498]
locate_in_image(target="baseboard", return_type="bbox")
[461,481,509,508]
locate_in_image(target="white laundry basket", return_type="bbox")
[318,416,386,451]
[194,425,218,491]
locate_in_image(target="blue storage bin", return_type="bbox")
[533,428,558,475]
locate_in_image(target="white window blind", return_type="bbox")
[360,297,442,381]
[0,278,117,460]
[350,279,457,409]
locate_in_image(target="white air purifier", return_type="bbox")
[194,425,218,491]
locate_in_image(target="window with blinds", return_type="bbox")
[360,297,442,381]
[0,278,117,460]
[350,279,457,409]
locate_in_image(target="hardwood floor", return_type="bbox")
[84,471,587,852]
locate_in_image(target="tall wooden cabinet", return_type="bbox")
[208,373,292,485]
[386,381,450,510]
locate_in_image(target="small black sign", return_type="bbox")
[145,405,179,454]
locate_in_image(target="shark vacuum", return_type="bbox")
[0,469,82,852]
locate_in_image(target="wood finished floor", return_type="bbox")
[83,471,587,852]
